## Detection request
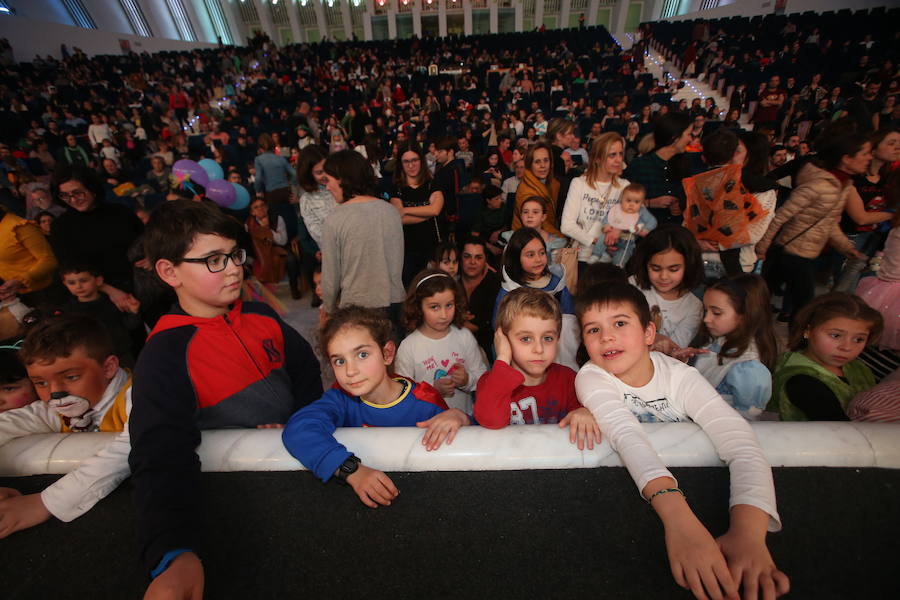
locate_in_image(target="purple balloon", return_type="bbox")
[206,178,237,207]
[173,159,210,187]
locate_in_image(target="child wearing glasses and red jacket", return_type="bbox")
[128,200,322,598]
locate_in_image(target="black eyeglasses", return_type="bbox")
[58,189,89,203]
[180,248,247,273]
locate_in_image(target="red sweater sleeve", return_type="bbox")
[474,360,525,429]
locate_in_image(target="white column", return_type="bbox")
[514,0,523,32]
[285,0,305,44]
[610,0,629,36]
[642,0,661,21]
[183,0,213,42]
[140,0,171,41]
[462,0,472,35]
[340,0,353,39]
[313,0,328,40]
[141,2,181,40]
[412,1,422,37]
[560,0,571,29]
[438,0,448,37]
[534,0,544,30]
[587,0,599,26]
[489,1,498,33]
[221,0,249,45]
[387,0,398,39]
[252,0,279,44]
[363,3,374,40]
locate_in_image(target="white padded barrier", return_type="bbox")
[1,423,900,477]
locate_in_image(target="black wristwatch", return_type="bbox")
[333,455,361,485]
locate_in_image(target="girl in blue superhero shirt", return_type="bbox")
[282,305,470,508]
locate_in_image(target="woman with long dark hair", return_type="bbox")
[389,141,446,286]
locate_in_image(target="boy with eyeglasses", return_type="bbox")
[128,200,322,598]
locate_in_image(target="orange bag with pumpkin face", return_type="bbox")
[682,164,768,250]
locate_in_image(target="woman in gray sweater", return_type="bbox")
[320,150,405,330]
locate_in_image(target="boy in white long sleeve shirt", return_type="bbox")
[0,315,132,538]
[573,282,789,600]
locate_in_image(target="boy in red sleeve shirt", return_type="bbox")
[475,288,600,449]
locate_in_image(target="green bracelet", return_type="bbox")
[647,487,685,504]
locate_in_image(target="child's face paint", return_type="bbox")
[26,347,116,408]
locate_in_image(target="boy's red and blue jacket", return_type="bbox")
[282,377,446,482]
[128,300,322,572]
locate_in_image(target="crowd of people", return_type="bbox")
[0,14,897,599]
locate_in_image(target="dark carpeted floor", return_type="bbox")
[1,467,897,599]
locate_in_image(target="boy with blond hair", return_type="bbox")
[474,287,600,449]
[0,314,132,538]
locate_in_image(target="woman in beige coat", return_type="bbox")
[756,130,869,319]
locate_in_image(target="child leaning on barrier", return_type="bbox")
[282,305,470,508]
[475,287,600,450]
[769,292,881,421]
[0,314,132,539]
[574,282,788,600]
[394,269,488,415]
[127,199,322,598]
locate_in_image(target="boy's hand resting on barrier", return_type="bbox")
[144,552,204,600]
[0,491,52,538]
[559,407,601,450]
[646,477,739,600]
[716,505,790,600]
[417,408,470,451]
[0,486,21,501]
[346,465,399,508]
[666,513,739,600]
